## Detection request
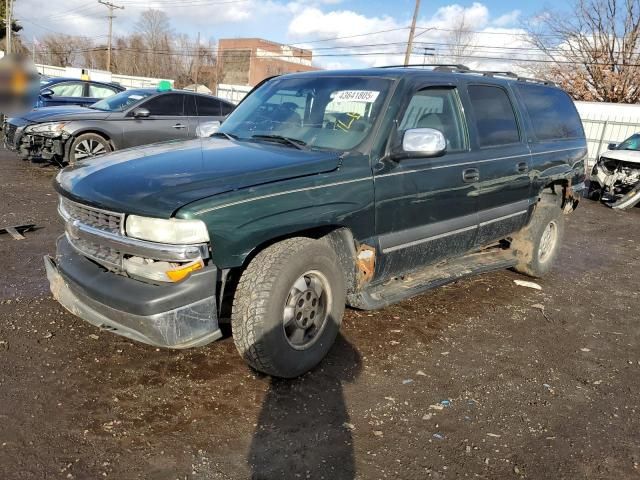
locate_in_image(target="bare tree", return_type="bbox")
[447,12,478,63]
[37,34,89,67]
[526,0,640,103]
[32,9,219,89]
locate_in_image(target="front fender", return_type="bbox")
[176,164,374,269]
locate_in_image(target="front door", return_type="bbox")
[461,83,533,246]
[374,84,478,278]
[41,81,86,107]
[121,93,190,148]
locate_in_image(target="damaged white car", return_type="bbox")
[589,133,640,210]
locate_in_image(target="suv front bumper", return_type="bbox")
[44,236,222,348]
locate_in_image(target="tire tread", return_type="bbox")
[231,237,315,376]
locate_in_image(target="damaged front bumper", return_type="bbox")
[19,132,68,161]
[589,157,640,210]
[44,236,222,348]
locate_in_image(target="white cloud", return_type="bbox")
[493,10,521,27]
[426,2,490,30]
[288,7,398,40]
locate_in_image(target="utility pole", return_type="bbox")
[5,0,12,55]
[98,0,124,72]
[194,31,200,87]
[403,0,421,66]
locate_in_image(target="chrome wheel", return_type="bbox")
[282,270,331,350]
[74,138,107,161]
[538,220,558,263]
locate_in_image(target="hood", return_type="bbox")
[56,137,342,217]
[17,105,112,123]
[600,149,640,164]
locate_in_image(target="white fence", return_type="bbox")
[215,83,252,104]
[575,101,640,169]
[34,64,174,89]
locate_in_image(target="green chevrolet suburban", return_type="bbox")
[45,66,587,378]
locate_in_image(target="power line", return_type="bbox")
[31,44,640,68]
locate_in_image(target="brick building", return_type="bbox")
[217,38,319,86]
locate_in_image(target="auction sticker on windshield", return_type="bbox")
[332,90,380,102]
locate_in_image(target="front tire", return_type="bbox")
[511,193,566,278]
[68,133,112,165]
[231,237,346,378]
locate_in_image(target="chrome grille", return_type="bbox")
[67,234,122,271]
[60,196,123,234]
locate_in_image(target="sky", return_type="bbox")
[13,0,554,71]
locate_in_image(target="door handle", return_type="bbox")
[516,161,529,173]
[172,124,187,129]
[462,168,480,183]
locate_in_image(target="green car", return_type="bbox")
[45,66,587,378]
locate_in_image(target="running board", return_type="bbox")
[348,249,517,310]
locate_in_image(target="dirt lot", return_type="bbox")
[0,151,639,480]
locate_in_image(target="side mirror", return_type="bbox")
[392,128,446,160]
[608,143,617,150]
[40,88,54,98]
[132,107,150,118]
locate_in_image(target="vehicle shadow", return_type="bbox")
[247,334,361,480]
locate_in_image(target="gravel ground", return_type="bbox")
[0,151,639,480]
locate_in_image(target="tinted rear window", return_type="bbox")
[220,101,234,116]
[468,85,520,147]
[516,84,583,141]
[143,93,184,116]
[196,96,221,116]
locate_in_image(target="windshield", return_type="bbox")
[219,76,392,151]
[90,89,154,112]
[616,134,640,151]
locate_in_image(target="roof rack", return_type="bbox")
[377,64,470,70]
[373,64,555,86]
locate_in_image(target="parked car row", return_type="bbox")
[4,87,235,164]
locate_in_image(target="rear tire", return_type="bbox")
[231,237,346,378]
[68,133,112,165]
[511,193,565,278]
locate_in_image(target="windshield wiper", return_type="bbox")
[251,134,307,150]
[211,131,239,140]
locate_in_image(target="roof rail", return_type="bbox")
[373,64,555,86]
[376,64,470,70]
[480,70,556,86]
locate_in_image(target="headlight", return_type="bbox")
[125,215,209,244]
[25,121,68,135]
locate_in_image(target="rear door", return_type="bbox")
[374,82,478,277]
[121,93,190,148]
[513,83,586,197]
[462,83,533,246]
[85,82,121,106]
